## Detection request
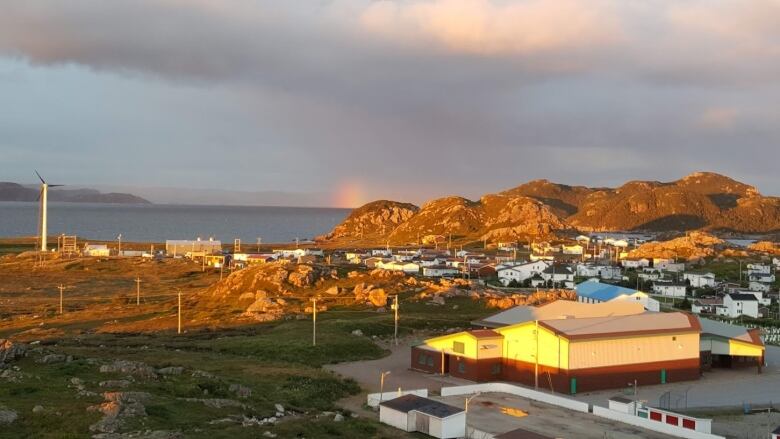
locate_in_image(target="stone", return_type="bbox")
[0,339,26,364]
[368,288,388,307]
[263,432,277,438]
[0,409,18,424]
[274,403,285,413]
[157,367,184,376]
[38,354,67,364]
[333,413,344,422]
[229,384,252,399]
[99,380,131,388]
[351,329,364,337]
[32,405,44,413]
[325,286,340,296]
[99,360,158,379]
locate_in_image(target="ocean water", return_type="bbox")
[0,202,349,244]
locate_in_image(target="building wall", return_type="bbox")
[439,413,466,439]
[411,346,444,374]
[568,333,699,370]
[499,323,569,369]
[566,358,700,393]
[379,407,410,432]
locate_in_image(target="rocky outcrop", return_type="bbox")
[321,172,780,244]
[88,392,151,433]
[321,200,419,243]
[628,232,725,261]
[0,339,26,365]
[747,241,780,255]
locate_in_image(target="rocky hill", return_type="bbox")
[320,172,780,245]
[0,182,150,204]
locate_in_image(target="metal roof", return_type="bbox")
[575,279,643,302]
[472,300,645,328]
[495,428,554,439]
[538,312,700,340]
[699,318,764,346]
[379,394,463,418]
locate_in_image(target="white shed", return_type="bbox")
[379,394,465,439]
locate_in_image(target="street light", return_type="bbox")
[464,392,481,439]
[378,371,391,405]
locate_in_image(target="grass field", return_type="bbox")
[0,249,489,438]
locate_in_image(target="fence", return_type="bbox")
[439,382,590,413]
[366,389,428,408]
[592,406,724,439]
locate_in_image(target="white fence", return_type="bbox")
[592,406,725,439]
[366,389,428,408]
[439,382,590,413]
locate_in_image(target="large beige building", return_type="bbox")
[412,301,765,394]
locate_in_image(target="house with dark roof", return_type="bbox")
[379,394,465,438]
[721,293,759,318]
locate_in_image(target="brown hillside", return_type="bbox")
[320,172,780,246]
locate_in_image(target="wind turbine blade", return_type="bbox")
[49,184,65,188]
[34,170,46,184]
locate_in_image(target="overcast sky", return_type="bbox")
[1,0,779,207]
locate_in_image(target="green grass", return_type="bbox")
[0,295,486,438]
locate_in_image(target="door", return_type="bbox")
[570,377,577,395]
[661,369,667,384]
[415,413,430,435]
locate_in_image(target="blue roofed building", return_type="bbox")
[576,279,660,312]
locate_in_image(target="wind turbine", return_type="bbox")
[35,171,63,252]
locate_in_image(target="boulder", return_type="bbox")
[368,289,388,307]
[0,339,26,364]
[0,409,18,424]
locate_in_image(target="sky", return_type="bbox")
[1,0,779,208]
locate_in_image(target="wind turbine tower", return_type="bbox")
[35,171,63,252]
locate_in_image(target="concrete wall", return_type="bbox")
[592,406,724,439]
[367,389,428,408]
[439,382,589,413]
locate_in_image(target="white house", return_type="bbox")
[772,425,780,439]
[747,263,772,275]
[749,281,772,293]
[654,259,685,272]
[422,265,460,278]
[722,293,759,318]
[638,268,662,282]
[377,260,421,274]
[652,280,687,297]
[83,244,110,257]
[736,290,772,306]
[370,249,392,257]
[562,244,584,255]
[683,272,717,288]
[622,258,650,269]
[773,258,780,268]
[496,261,550,286]
[691,298,723,315]
[379,394,465,439]
[540,264,575,288]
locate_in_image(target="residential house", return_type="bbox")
[540,264,575,288]
[575,279,660,312]
[376,260,420,274]
[496,261,550,286]
[562,244,584,255]
[749,281,773,293]
[653,280,688,297]
[721,293,759,318]
[683,271,717,288]
[691,298,723,315]
[747,263,772,275]
[654,259,685,272]
[422,265,460,278]
[638,268,662,282]
[622,258,650,269]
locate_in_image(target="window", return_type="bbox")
[453,341,465,354]
[491,363,501,375]
[427,356,434,367]
[418,354,428,365]
[458,362,466,374]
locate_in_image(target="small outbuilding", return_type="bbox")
[494,428,555,439]
[379,394,465,439]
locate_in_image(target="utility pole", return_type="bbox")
[534,320,539,389]
[177,289,182,334]
[135,276,141,306]
[312,297,317,346]
[117,234,122,256]
[379,371,391,405]
[393,295,399,346]
[58,284,65,314]
[256,237,261,252]
[220,262,224,281]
